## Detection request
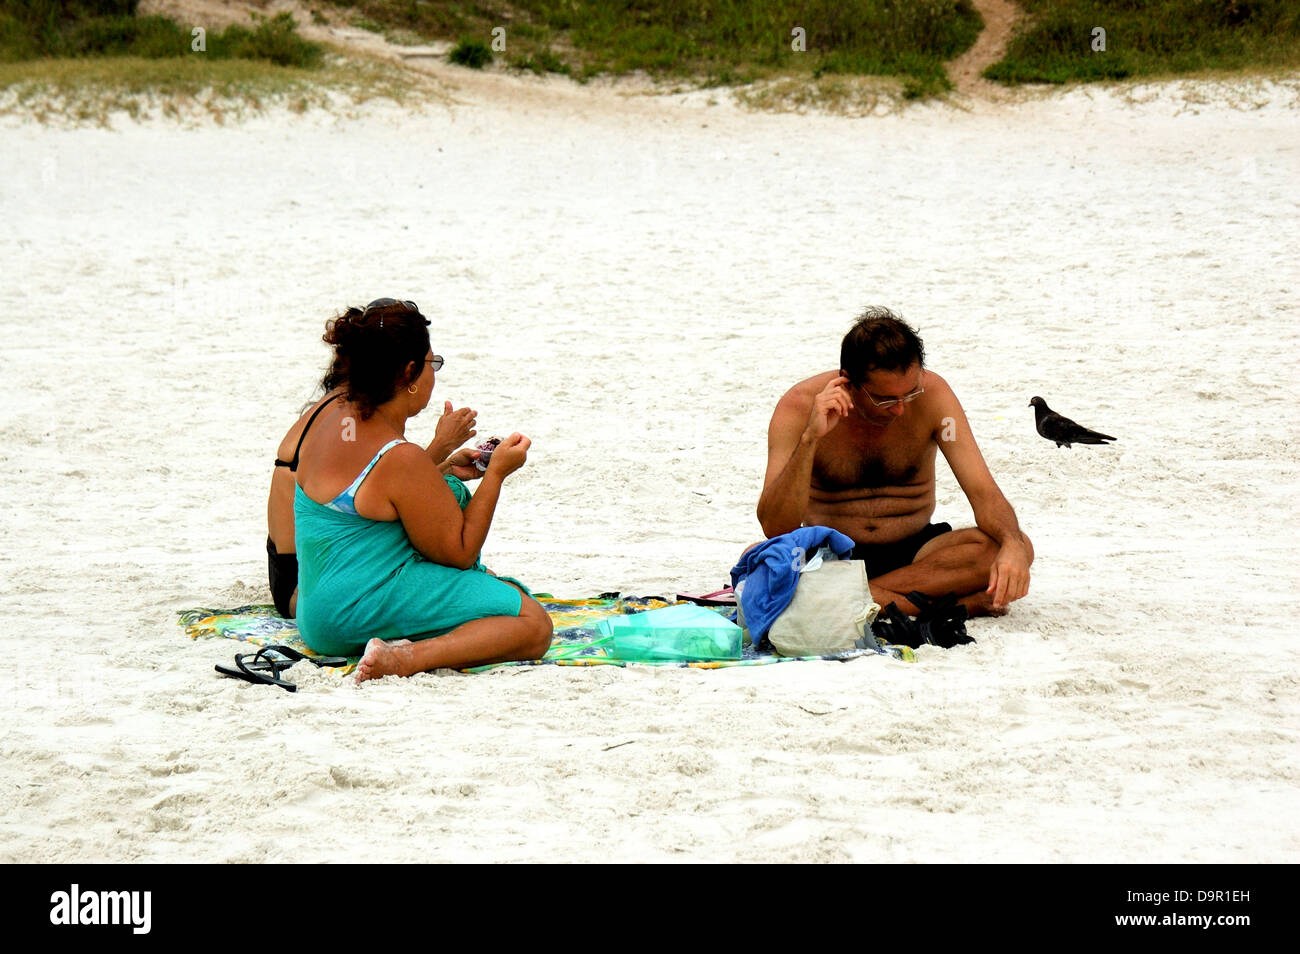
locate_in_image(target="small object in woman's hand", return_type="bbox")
[474,437,503,472]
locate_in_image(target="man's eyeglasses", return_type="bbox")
[857,376,925,409]
[427,355,445,372]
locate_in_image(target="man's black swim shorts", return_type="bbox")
[851,522,953,579]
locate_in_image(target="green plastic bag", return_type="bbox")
[595,604,743,663]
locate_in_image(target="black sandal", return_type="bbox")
[240,645,349,670]
[871,602,924,649]
[906,591,974,649]
[215,645,349,691]
[870,593,974,649]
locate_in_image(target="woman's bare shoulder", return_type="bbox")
[276,391,340,459]
[366,438,435,485]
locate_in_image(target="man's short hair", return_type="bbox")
[840,306,925,384]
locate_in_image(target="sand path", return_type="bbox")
[947,0,1022,98]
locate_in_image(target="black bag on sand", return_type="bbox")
[871,591,973,650]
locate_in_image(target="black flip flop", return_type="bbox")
[215,649,297,691]
[240,645,350,670]
[214,646,349,691]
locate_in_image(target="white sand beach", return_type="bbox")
[1,56,1298,862]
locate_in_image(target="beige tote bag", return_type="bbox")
[767,559,881,656]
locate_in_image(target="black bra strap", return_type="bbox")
[274,393,342,472]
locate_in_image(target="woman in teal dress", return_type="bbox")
[293,298,553,681]
[266,371,478,618]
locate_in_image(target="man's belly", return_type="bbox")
[806,484,936,545]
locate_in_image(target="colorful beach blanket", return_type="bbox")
[179,594,914,675]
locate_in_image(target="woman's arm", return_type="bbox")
[387,435,529,570]
[425,401,477,465]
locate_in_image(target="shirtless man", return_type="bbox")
[757,307,1033,616]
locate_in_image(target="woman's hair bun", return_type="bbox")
[320,300,431,419]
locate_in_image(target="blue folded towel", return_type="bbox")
[729,527,856,645]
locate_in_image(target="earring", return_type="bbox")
[407,384,418,394]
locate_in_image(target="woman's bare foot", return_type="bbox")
[354,638,414,684]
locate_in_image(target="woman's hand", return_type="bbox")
[486,433,530,478]
[426,401,477,463]
[440,448,483,481]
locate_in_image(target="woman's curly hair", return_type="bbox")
[322,299,431,420]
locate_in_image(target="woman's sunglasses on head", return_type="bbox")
[362,298,430,329]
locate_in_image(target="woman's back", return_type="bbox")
[294,399,414,523]
[267,391,343,553]
[266,390,345,617]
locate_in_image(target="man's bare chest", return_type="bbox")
[812,423,935,493]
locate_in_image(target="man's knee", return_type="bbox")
[915,527,996,565]
[942,527,1032,572]
[968,529,999,570]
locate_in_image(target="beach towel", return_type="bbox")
[179,593,914,676]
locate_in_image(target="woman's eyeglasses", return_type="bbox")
[427,355,445,372]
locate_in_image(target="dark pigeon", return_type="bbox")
[1029,396,1116,448]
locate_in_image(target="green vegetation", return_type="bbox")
[511,48,569,76]
[326,1,983,93]
[0,1,323,67]
[0,53,433,124]
[448,37,492,68]
[0,2,434,124]
[985,0,1300,84]
[8,0,1293,121]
